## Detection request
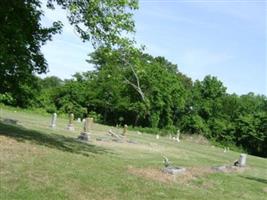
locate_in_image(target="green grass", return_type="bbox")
[0,108,266,200]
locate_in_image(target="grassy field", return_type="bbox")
[0,107,266,200]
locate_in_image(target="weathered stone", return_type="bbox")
[122,124,128,136]
[67,113,75,131]
[238,154,247,167]
[176,129,180,142]
[50,113,57,128]
[108,129,122,139]
[162,166,186,175]
[78,132,90,141]
[78,117,93,141]
[233,154,247,167]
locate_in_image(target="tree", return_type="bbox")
[0,0,138,107]
[0,0,62,107]
[88,46,188,129]
[47,0,138,46]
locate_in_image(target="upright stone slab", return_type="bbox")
[78,117,92,141]
[122,124,128,136]
[67,113,75,131]
[238,154,247,167]
[83,117,93,133]
[50,113,57,128]
[176,129,180,142]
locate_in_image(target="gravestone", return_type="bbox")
[156,134,159,139]
[161,156,186,175]
[50,113,57,128]
[67,113,75,131]
[238,154,247,167]
[77,118,81,123]
[122,124,128,136]
[176,129,180,142]
[78,117,92,141]
[83,117,93,132]
[162,166,186,175]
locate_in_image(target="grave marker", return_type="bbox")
[50,113,57,128]
[67,113,75,131]
[122,124,128,136]
[78,117,92,141]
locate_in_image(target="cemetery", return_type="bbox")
[1,0,266,199]
[0,107,266,200]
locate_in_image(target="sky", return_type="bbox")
[40,0,267,95]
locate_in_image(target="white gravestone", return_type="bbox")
[50,113,57,128]
[238,154,247,167]
[176,130,180,142]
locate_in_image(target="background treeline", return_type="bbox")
[1,47,266,157]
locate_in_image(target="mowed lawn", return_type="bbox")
[0,108,266,200]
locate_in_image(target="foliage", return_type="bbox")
[9,45,265,157]
[1,1,266,157]
[0,0,62,107]
[1,0,138,107]
[47,0,138,46]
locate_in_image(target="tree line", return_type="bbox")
[1,46,267,157]
[0,1,266,157]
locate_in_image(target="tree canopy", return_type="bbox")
[0,1,266,158]
[0,0,138,106]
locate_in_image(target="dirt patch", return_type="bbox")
[128,165,246,185]
[128,166,175,184]
[263,187,267,193]
[127,166,213,184]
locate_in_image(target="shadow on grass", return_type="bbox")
[0,121,109,157]
[240,176,267,185]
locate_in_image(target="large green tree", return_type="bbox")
[0,0,62,106]
[0,0,138,107]
[47,0,138,46]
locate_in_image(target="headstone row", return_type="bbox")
[49,113,93,133]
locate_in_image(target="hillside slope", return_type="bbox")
[0,108,266,200]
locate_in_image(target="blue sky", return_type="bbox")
[41,0,266,95]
